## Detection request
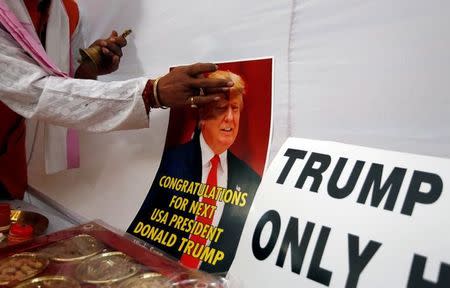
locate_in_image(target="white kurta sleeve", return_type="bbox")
[0,27,149,133]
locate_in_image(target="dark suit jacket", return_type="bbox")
[128,133,261,274]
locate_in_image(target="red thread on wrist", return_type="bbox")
[142,80,156,112]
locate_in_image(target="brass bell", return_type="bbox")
[79,29,132,67]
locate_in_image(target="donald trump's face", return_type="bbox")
[200,95,242,155]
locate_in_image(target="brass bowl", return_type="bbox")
[75,251,139,285]
[15,275,80,288]
[0,252,49,286]
[38,234,104,262]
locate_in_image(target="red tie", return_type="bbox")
[180,155,220,269]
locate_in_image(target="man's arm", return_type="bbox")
[70,28,235,111]
[0,27,149,132]
[0,26,233,132]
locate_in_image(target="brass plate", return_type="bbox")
[15,275,80,288]
[75,251,139,284]
[38,234,104,262]
[0,253,49,286]
[0,210,49,249]
[116,272,170,288]
[10,210,49,236]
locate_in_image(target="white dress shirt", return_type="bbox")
[199,132,227,240]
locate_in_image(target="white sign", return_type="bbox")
[229,138,450,288]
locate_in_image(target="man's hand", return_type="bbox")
[156,63,234,108]
[75,30,127,79]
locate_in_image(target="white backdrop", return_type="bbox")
[28,0,292,229]
[28,0,450,231]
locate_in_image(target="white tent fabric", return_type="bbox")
[28,0,450,230]
[289,0,450,156]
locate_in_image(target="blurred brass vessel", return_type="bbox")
[79,29,132,67]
